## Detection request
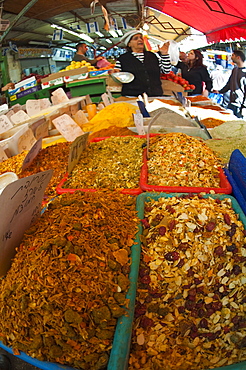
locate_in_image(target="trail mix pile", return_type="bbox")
[148,133,221,187]
[0,151,28,175]
[19,142,70,197]
[0,191,139,369]
[64,136,146,190]
[129,194,246,370]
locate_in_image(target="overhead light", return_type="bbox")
[62,46,76,51]
[95,31,104,37]
[109,30,118,38]
[143,23,149,31]
[117,29,123,36]
[29,41,51,46]
[105,39,112,43]
[51,24,94,43]
[100,46,107,50]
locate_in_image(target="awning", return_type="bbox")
[146,0,246,43]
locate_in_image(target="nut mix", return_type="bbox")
[64,136,146,190]
[129,194,246,370]
[148,133,222,187]
[0,191,139,369]
[0,151,28,176]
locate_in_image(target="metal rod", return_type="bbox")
[0,0,39,42]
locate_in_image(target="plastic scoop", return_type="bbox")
[111,72,134,84]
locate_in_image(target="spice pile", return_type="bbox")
[18,142,70,197]
[200,118,225,129]
[129,194,246,370]
[148,133,221,187]
[0,191,139,369]
[206,137,246,163]
[64,136,146,190]
[88,126,136,140]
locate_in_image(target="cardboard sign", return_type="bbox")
[101,93,110,106]
[5,110,15,120]
[52,114,84,142]
[0,169,53,277]
[133,111,145,135]
[10,110,30,125]
[85,94,92,105]
[0,115,13,134]
[22,138,42,171]
[106,88,115,104]
[18,128,37,153]
[26,99,41,117]
[51,87,69,104]
[0,146,8,162]
[73,110,88,127]
[68,132,89,174]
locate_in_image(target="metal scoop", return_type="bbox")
[111,72,134,84]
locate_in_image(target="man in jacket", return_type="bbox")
[216,50,246,118]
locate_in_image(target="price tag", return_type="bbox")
[0,115,13,134]
[10,110,30,125]
[73,110,88,126]
[133,111,145,135]
[12,104,22,113]
[22,138,42,171]
[26,99,41,116]
[5,110,15,120]
[51,87,69,104]
[146,111,162,159]
[40,98,51,111]
[18,128,37,153]
[0,147,8,162]
[35,120,49,140]
[52,114,84,142]
[0,169,53,277]
[51,95,60,105]
[106,88,114,104]
[68,132,89,173]
[101,93,110,106]
[70,102,79,116]
[85,94,92,105]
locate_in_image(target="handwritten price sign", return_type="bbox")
[0,170,53,277]
[68,132,89,174]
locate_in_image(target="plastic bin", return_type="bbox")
[224,149,246,214]
[140,148,232,194]
[135,192,246,370]
[56,136,148,196]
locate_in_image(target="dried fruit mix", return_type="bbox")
[129,194,246,370]
[0,191,139,369]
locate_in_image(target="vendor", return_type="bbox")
[73,43,103,66]
[175,49,212,96]
[114,30,171,97]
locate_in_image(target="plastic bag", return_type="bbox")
[208,92,224,105]
[162,40,179,65]
[96,58,112,68]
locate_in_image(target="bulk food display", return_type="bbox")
[0,191,139,370]
[130,193,246,370]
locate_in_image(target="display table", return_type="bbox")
[66,76,107,102]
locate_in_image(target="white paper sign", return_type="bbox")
[0,115,13,134]
[101,93,110,106]
[11,104,22,113]
[68,132,89,173]
[52,114,84,142]
[51,87,69,104]
[18,128,37,153]
[26,99,41,117]
[22,138,42,171]
[0,147,8,162]
[5,110,15,120]
[73,110,88,127]
[40,98,51,111]
[0,169,53,277]
[133,111,145,135]
[35,120,49,140]
[10,110,30,125]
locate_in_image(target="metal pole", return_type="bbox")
[0,0,39,42]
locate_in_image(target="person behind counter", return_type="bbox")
[114,30,171,97]
[175,49,212,96]
[73,42,103,66]
[213,50,246,119]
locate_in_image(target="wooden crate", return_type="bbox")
[161,80,187,96]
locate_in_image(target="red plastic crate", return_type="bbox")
[140,148,232,194]
[56,135,150,196]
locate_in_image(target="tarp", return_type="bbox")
[146,0,246,43]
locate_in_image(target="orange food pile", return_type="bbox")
[161,71,195,91]
[200,118,225,128]
[89,126,136,140]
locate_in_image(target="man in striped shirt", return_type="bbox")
[114,30,171,97]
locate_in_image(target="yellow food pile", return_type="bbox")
[82,102,138,133]
[61,60,97,72]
